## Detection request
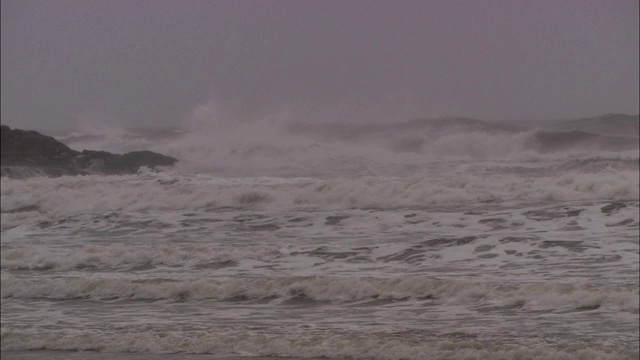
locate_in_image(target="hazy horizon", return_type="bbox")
[2,0,639,132]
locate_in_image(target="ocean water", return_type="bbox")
[1,117,639,359]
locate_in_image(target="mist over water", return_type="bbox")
[55,104,640,178]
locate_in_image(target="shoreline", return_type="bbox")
[0,351,335,360]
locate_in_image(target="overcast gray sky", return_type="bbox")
[2,0,638,131]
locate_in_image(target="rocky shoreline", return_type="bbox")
[1,125,177,178]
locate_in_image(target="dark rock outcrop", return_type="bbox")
[548,114,639,137]
[1,125,177,178]
[528,129,638,152]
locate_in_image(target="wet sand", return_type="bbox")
[0,352,334,360]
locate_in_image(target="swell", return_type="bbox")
[2,276,638,312]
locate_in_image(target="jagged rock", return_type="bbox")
[1,125,79,171]
[1,125,177,178]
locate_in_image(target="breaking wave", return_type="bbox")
[53,115,639,177]
[1,167,637,216]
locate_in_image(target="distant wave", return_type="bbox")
[53,115,638,177]
[547,114,639,137]
[527,129,639,153]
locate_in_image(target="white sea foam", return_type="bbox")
[5,117,639,359]
[1,168,637,216]
[0,243,280,271]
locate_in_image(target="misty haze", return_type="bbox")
[1,1,639,360]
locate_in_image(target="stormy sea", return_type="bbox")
[1,114,639,360]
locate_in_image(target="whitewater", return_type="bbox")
[1,115,639,359]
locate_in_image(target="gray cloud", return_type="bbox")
[2,0,638,131]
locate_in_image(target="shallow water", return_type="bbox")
[1,351,306,360]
